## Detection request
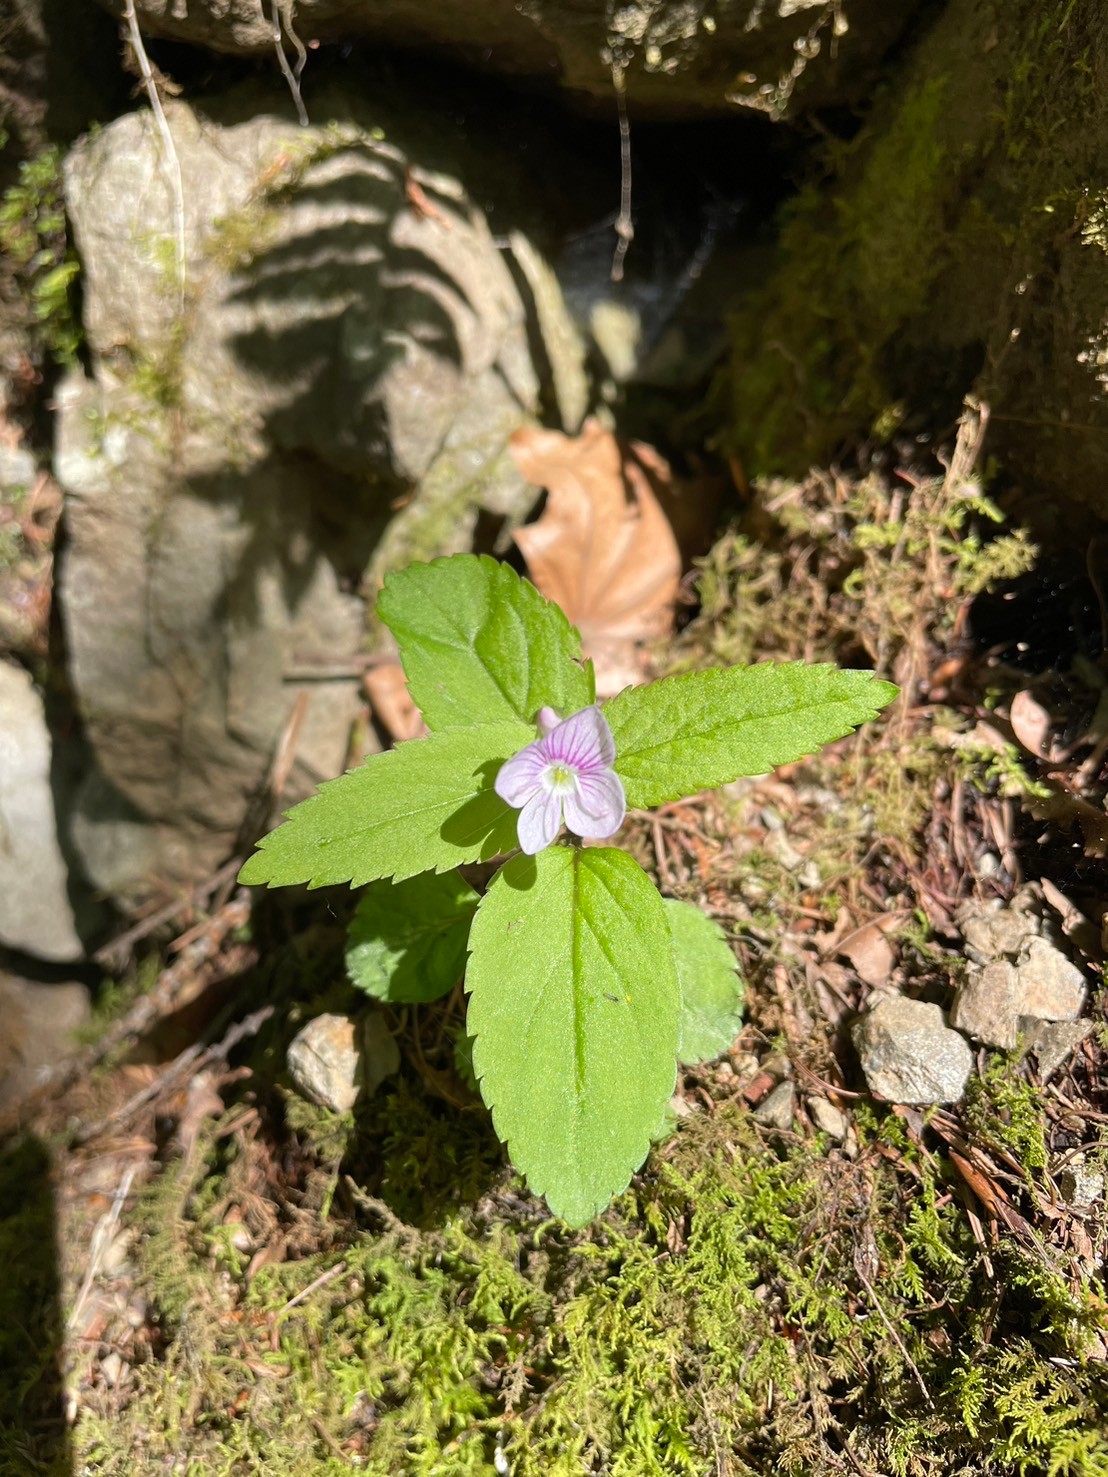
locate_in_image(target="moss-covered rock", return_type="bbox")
[726,0,1108,523]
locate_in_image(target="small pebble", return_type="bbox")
[799,861,821,890]
[852,995,973,1105]
[728,1051,761,1085]
[1058,1158,1104,1208]
[754,1080,795,1131]
[287,1014,362,1113]
[808,1096,847,1140]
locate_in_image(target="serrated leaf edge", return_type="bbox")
[466,847,677,1226]
[606,662,898,806]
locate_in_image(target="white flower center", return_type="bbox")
[544,763,577,794]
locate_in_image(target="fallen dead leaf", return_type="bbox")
[837,921,897,989]
[510,419,681,697]
[365,663,426,742]
[1027,786,1108,858]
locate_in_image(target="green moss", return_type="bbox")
[964,1059,1050,1173]
[726,74,961,475]
[0,146,81,365]
[722,0,1108,503]
[70,1079,1108,1476]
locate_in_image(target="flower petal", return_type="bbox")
[517,787,564,854]
[562,769,626,840]
[545,704,615,776]
[494,741,548,807]
[536,706,560,736]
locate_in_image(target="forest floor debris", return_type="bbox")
[4,420,1108,1476]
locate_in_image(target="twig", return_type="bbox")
[342,1176,423,1252]
[68,1165,136,1333]
[276,1258,347,1318]
[609,61,634,283]
[268,0,309,126]
[943,396,989,493]
[855,1268,934,1407]
[84,895,251,1069]
[651,815,674,888]
[122,0,186,310]
[94,856,243,967]
[71,1002,273,1146]
[18,893,254,1117]
[310,1414,352,1464]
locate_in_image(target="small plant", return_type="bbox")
[241,554,895,1223]
[0,145,81,364]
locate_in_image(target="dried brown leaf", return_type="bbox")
[510,419,681,696]
[364,663,426,742]
[837,922,896,989]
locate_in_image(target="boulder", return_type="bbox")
[56,82,550,902]
[726,0,1108,523]
[0,662,87,961]
[93,0,922,121]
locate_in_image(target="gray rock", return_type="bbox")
[1021,1018,1095,1079]
[0,971,91,1106]
[0,662,85,961]
[952,960,1024,1050]
[956,894,1041,965]
[1058,1157,1105,1209]
[1017,937,1086,1021]
[808,1095,847,1140]
[93,0,922,121]
[953,940,1086,1050]
[56,84,549,902]
[287,1011,400,1113]
[754,1079,795,1130]
[852,996,973,1106]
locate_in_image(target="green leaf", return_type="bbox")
[605,663,898,808]
[664,899,745,1065]
[238,723,530,889]
[346,873,479,1004]
[377,554,594,732]
[466,846,678,1227]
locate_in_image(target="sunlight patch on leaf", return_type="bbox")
[605,662,898,808]
[377,554,593,732]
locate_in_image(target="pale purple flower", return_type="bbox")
[495,705,627,855]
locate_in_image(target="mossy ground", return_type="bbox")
[4,440,1107,1476]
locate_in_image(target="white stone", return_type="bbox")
[809,1096,848,1140]
[287,1011,400,1114]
